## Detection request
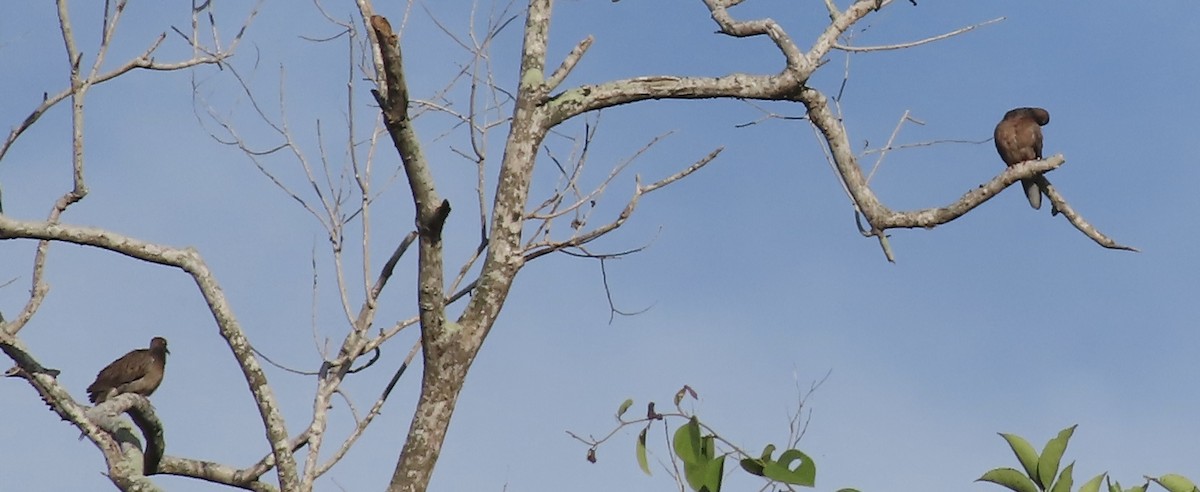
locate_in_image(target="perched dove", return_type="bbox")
[994,107,1051,210]
[86,337,169,404]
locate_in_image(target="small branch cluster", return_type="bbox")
[0,2,297,490]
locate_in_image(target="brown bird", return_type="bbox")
[86,337,169,404]
[994,107,1051,210]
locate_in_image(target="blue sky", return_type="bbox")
[2,1,1198,491]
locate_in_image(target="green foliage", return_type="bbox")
[1000,433,1040,484]
[980,425,1197,492]
[1050,462,1075,492]
[980,425,1079,492]
[673,417,724,492]
[590,396,1199,492]
[636,427,651,476]
[594,390,852,492]
[1107,480,1148,492]
[1038,426,1077,489]
[1078,473,1106,492]
[617,399,634,420]
[980,467,1040,492]
[739,444,816,487]
[1151,474,1199,492]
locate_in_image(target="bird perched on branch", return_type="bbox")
[994,107,1051,210]
[86,337,169,404]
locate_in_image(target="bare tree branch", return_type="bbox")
[2,2,1139,491]
[796,86,1136,253]
[524,147,724,261]
[371,15,457,492]
[546,35,594,91]
[0,216,300,489]
[87,393,167,476]
[158,456,279,492]
[833,16,1004,52]
[2,338,159,489]
[1035,176,1138,251]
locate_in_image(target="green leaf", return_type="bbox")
[762,449,816,487]
[1037,425,1077,489]
[1153,474,1199,492]
[636,427,651,476]
[740,457,765,476]
[617,399,634,419]
[999,433,1040,483]
[1078,472,1106,492]
[978,467,1039,492]
[673,417,703,463]
[1049,462,1074,492]
[673,418,723,492]
[1112,482,1149,492]
[742,445,817,487]
[698,454,724,492]
[682,453,723,492]
[701,435,717,460]
[740,443,777,477]
[835,489,862,492]
[691,435,723,492]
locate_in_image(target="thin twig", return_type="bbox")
[833,17,1004,52]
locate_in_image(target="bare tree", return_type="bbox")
[0,1,1134,492]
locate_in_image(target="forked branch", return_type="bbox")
[0,216,299,489]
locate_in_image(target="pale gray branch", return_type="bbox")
[1035,176,1138,252]
[795,85,1136,254]
[546,35,594,91]
[833,17,1004,52]
[0,216,299,488]
[2,338,160,490]
[158,456,279,492]
[524,147,723,261]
